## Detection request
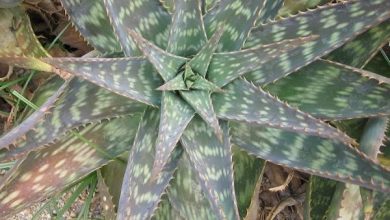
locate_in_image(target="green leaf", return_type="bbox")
[256,0,284,23]
[104,0,171,56]
[321,59,390,85]
[59,0,121,53]
[42,57,162,106]
[208,35,318,87]
[326,183,364,219]
[0,78,145,162]
[181,118,240,220]
[152,194,184,220]
[244,0,390,85]
[167,0,207,57]
[97,171,116,220]
[117,108,182,220]
[152,92,194,178]
[204,0,265,51]
[213,79,356,145]
[304,176,337,219]
[0,79,69,150]
[189,26,225,77]
[232,147,266,218]
[278,0,330,17]
[326,21,390,68]
[0,116,140,218]
[166,153,216,220]
[230,122,390,192]
[128,30,187,81]
[181,90,223,140]
[265,60,390,120]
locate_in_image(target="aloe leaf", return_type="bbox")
[128,30,187,81]
[373,191,390,219]
[157,73,187,91]
[103,0,171,56]
[326,183,364,219]
[358,117,388,219]
[244,0,390,85]
[304,176,337,219]
[189,26,225,77]
[181,90,223,140]
[256,0,284,23]
[204,0,265,51]
[232,147,266,218]
[59,0,121,53]
[117,108,181,220]
[360,118,388,159]
[0,116,140,218]
[97,171,116,220]
[278,0,330,17]
[152,92,194,179]
[321,59,390,85]
[265,60,390,120]
[230,122,390,192]
[326,21,390,68]
[0,78,145,162]
[166,153,216,220]
[0,7,48,57]
[41,57,162,106]
[213,79,356,145]
[191,77,223,92]
[208,35,318,87]
[152,195,185,220]
[181,118,240,220]
[0,79,69,150]
[167,0,207,57]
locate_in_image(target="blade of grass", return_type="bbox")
[380,48,390,65]
[77,173,98,220]
[0,75,29,91]
[54,174,93,220]
[31,194,61,220]
[0,161,16,169]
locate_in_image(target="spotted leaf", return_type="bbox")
[117,108,182,220]
[230,122,390,192]
[304,176,337,219]
[213,79,356,145]
[208,35,318,87]
[181,118,240,220]
[204,0,265,51]
[0,116,140,218]
[0,77,145,162]
[189,26,225,77]
[128,30,187,81]
[256,0,284,23]
[103,0,171,56]
[181,90,223,141]
[42,57,162,106]
[59,0,121,53]
[166,0,207,57]
[244,0,390,85]
[152,92,193,179]
[0,79,69,151]
[265,60,390,120]
[166,153,216,220]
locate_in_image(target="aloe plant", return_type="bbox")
[0,0,389,219]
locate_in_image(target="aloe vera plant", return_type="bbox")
[0,0,389,219]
